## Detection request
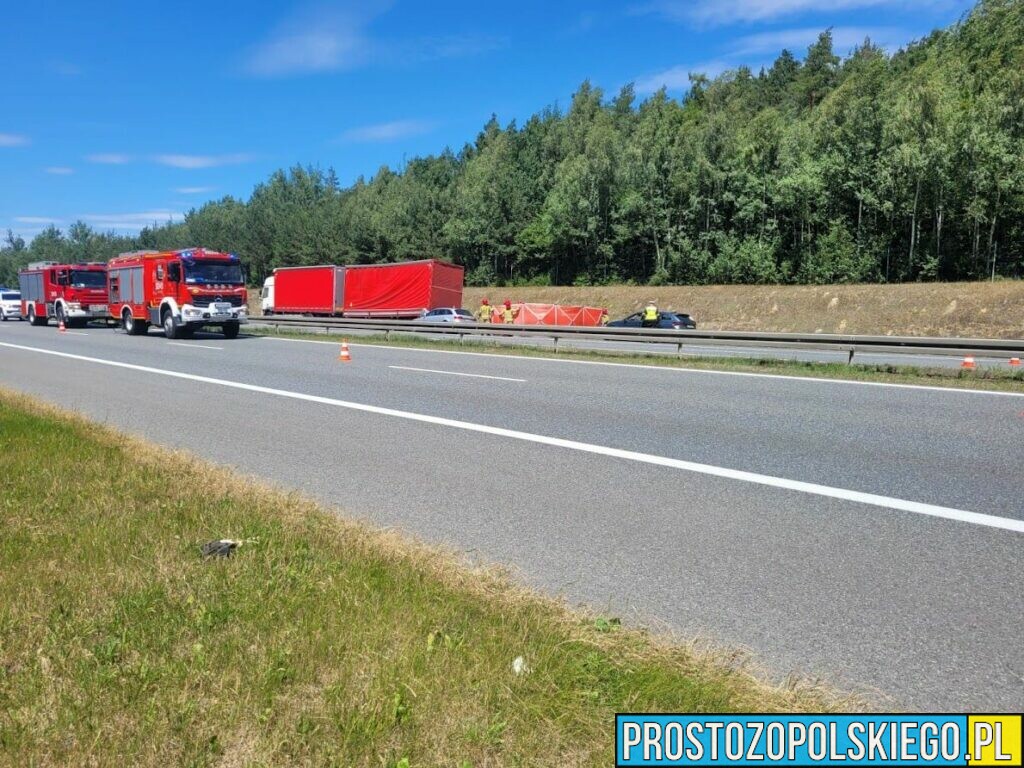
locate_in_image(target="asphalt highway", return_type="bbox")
[2,319,1023,710]
[251,320,1024,370]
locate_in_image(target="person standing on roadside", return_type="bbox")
[642,301,659,328]
[477,298,492,323]
[600,308,610,326]
[501,299,518,324]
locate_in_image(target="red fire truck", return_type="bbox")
[107,248,248,339]
[18,261,109,327]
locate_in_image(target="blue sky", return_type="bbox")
[0,0,974,241]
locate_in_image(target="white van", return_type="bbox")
[0,289,23,320]
[260,276,274,315]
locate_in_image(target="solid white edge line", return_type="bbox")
[168,342,223,350]
[3,339,1022,534]
[389,365,526,382]
[261,335,1024,398]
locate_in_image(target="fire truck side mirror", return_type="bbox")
[167,263,181,283]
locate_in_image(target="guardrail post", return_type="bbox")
[677,342,683,358]
[553,336,558,354]
[848,347,855,365]
[459,333,464,345]
[384,329,390,342]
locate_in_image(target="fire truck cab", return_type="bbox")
[18,261,109,327]
[107,248,248,339]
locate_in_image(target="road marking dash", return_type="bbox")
[389,365,525,382]
[168,342,223,350]
[3,339,1022,535]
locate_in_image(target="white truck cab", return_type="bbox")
[260,276,274,315]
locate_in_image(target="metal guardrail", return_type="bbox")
[249,315,1024,363]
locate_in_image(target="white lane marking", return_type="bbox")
[168,342,223,350]
[60,331,89,336]
[389,365,525,382]
[3,339,1022,535]
[262,336,1024,398]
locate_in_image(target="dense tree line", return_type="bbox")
[3,0,1022,289]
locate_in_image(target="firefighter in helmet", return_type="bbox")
[501,299,518,324]
[477,298,492,323]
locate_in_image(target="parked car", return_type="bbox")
[0,290,23,321]
[419,307,475,323]
[607,311,697,330]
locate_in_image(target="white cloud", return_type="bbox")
[15,216,62,224]
[637,0,947,26]
[0,133,30,147]
[175,186,214,194]
[45,166,74,175]
[635,61,731,93]
[80,211,183,232]
[635,26,906,93]
[338,119,436,143]
[732,25,904,55]
[86,153,132,164]
[50,61,81,76]
[154,153,253,169]
[242,3,384,77]
[242,2,501,77]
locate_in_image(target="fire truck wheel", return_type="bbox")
[55,304,66,326]
[162,309,182,340]
[222,321,240,340]
[28,306,47,326]
[122,309,147,336]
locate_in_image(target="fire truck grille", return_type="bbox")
[190,295,244,308]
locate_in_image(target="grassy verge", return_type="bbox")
[245,326,1024,393]
[0,391,848,767]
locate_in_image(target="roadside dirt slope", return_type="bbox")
[464,282,1024,338]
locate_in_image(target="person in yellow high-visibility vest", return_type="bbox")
[501,299,518,324]
[476,298,492,323]
[642,301,659,328]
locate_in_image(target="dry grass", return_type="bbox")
[464,281,1024,338]
[0,390,855,767]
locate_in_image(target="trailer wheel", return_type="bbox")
[122,308,147,336]
[161,309,182,340]
[28,305,47,326]
[222,321,240,340]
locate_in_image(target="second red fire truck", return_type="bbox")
[107,248,248,339]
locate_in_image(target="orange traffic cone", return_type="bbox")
[961,356,976,370]
[1010,357,1021,368]
[338,340,352,363]
[58,318,66,333]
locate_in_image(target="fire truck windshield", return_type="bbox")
[184,261,244,285]
[69,270,106,289]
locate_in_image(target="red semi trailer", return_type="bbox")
[264,259,463,318]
